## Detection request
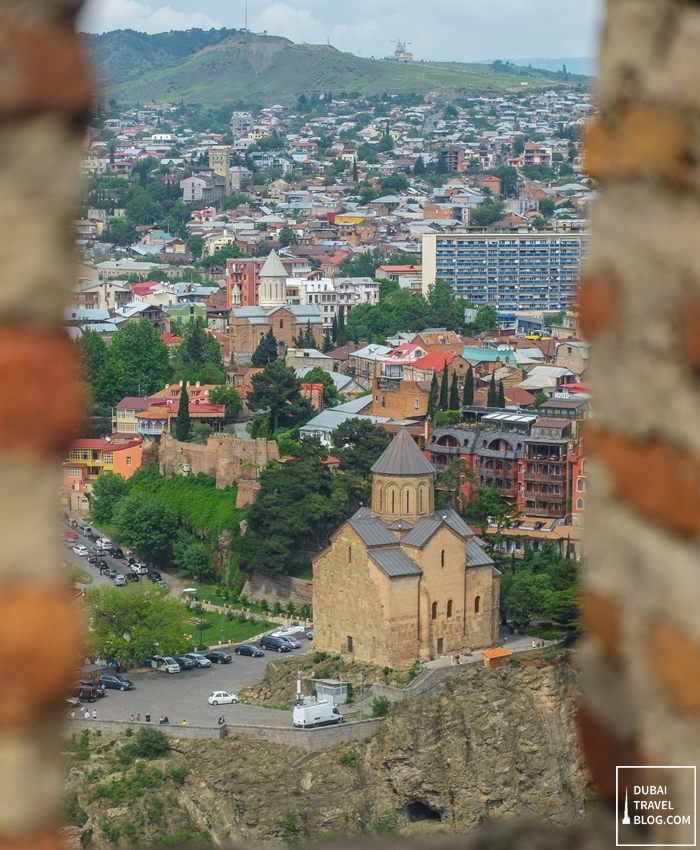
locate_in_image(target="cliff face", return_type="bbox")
[64,662,586,848]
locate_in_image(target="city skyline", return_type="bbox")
[79,0,603,66]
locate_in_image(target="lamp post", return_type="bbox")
[199,618,203,650]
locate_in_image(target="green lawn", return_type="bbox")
[67,563,92,586]
[186,610,271,650]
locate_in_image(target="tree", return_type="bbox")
[533,392,548,409]
[198,241,244,267]
[487,372,497,407]
[352,159,359,182]
[173,317,225,384]
[439,364,449,411]
[413,155,425,175]
[251,328,278,367]
[501,571,550,627]
[436,150,448,174]
[85,584,188,668]
[303,321,317,349]
[113,492,178,565]
[449,371,460,411]
[437,458,476,510]
[485,165,518,198]
[330,315,338,344]
[538,198,556,217]
[87,471,130,525]
[103,318,171,398]
[175,384,190,441]
[278,226,298,247]
[463,365,474,406]
[303,366,343,407]
[208,385,242,422]
[246,359,312,432]
[174,541,214,581]
[475,305,499,332]
[186,235,205,259]
[464,481,521,536]
[76,329,108,390]
[469,201,505,227]
[331,419,390,477]
[427,372,439,419]
[497,379,506,408]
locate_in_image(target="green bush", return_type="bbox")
[344,682,355,704]
[122,822,139,844]
[100,818,120,843]
[72,729,90,760]
[169,765,188,786]
[371,696,390,717]
[132,727,170,759]
[339,749,356,765]
[124,727,133,737]
[283,812,302,845]
[313,650,329,663]
[64,790,88,827]
[375,811,396,833]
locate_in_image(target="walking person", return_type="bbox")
[145,713,151,723]
[92,709,97,720]
[136,713,140,722]
[83,710,89,720]
[130,714,134,722]
[218,716,225,726]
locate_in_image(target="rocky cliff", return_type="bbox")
[63,661,587,847]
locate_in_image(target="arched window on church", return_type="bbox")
[391,489,395,513]
[378,486,383,511]
[348,546,352,564]
[419,487,424,513]
[474,596,481,614]
[406,489,410,513]
[440,550,445,568]
[431,601,438,620]
[447,599,453,618]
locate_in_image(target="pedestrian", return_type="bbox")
[145,713,151,723]
[130,714,134,722]
[455,653,460,665]
[163,716,169,725]
[159,716,164,725]
[92,709,97,720]
[181,719,186,726]
[218,716,225,726]
[83,710,89,720]
[136,713,140,722]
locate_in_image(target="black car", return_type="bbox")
[79,681,106,698]
[148,570,162,582]
[126,572,139,582]
[87,553,97,564]
[109,547,124,559]
[97,559,108,570]
[99,673,134,691]
[204,651,232,664]
[174,655,195,670]
[260,635,292,653]
[235,644,264,658]
[86,531,98,542]
[73,684,97,702]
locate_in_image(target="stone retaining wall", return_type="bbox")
[243,570,313,608]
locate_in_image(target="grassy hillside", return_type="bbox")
[84,29,568,108]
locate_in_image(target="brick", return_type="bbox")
[584,104,694,187]
[0,587,82,727]
[681,289,700,370]
[580,590,622,662]
[585,427,700,537]
[0,11,92,121]
[579,274,619,340]
[649,621,700,718]
[576,702,646,805]
[0,326,85,456]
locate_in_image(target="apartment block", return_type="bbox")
[421,231,589,316]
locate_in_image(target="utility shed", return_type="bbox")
[314,679,348,706]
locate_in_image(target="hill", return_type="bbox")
[83,29,579,108]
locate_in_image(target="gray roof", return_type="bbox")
[348,516,398,547]
[352,506,373,520]
[232,306,266,318]
[466,539,495,567]
[333,395,373,414]
[371,428,435,477]
[387,519,414,531]
[369,549,422,578]
[299,409,391,436]
[438,508,477,539]
[401,509,479,549]
[259,249,288,279]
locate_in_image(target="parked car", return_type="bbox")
[275,635,302,649]
[87,553,97,565]
[110,547,124,559]
[234,644,264,658]
[73,545,88,557]
[77,525,91,536]
[260,635,292,653]
[293,700,343,728]
[97,537,111,550]
[66,695,81,708]
[126,572,139,582]
[306,630,314,640]
[89,546,101,556]
[131,563,149,576]
[99,674,134,691]
[184,653,212,668]
[208,691,238,706]
[106,569,118,580]
[156,580,169,589]
[174,655,195,670]
[73,684,97,702]
[114,574,127,587]
[79,681,106,698]
[204,651,232,665]
[86,531,98,542]
[149,571,162,582]
[149,656,180,674]
[65,530,78,540]
[96,559,108,570]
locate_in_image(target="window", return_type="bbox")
[348,546,352,564]
[431,601,438,620]
[391,490,395,513]
[577,478,587,492]
[440,549,445,568]
[381,395,386,408]
[577,498,584,510]
[347,636,353,653]
[447,599,453,618]
[474,596,481,614]
[378,487,383,511]
[67,468,81,478]
[414,398,420,409]
[406,490,410,512]
[419,488,424,513]
[279,319,284,329]
[126,457,132,466]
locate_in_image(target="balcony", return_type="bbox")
[480,467,517,481]
[429,444,463,456]
[524,505,567,518]
[524,472,564,485]
[137,420,167,436]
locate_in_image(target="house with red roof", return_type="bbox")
[403,351,471,383]
[62,437,143,511]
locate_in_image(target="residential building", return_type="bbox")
[421,231,589,315]
[369,377,431,419]
[135,400,225,438]
[62,438,143,511]
[313,428,499,666]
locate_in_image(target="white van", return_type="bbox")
[150,656,181,674]
[97,537,111,550]
[292,700,343,728]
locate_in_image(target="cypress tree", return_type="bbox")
[175,384,190,441]
[463,364,474,406]
[497,379,506,408]
[439,364,449,411]
[449,371,460,411]
[304,320,316,348]
[487,372,496,407]
[336,306,347,346]
[352,159,359,182]
[428,372,439,418]
[252,327,277,366]
[331,315,338,343]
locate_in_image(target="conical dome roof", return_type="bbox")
[259,249,287,278]
[371,428,435,476]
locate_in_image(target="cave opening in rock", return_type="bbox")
[406,801,442,822]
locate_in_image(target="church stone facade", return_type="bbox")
[313,429,500,666]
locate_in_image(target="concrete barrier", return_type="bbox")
[65,717,383,750]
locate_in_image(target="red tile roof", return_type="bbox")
[114,397,152,410]
[70,438,143,450]
[411,352,454,371]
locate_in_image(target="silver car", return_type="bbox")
[184,652,212,668]
[277,635,302,649]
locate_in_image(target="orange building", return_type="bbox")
[62,437,143,511]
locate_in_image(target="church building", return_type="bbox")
[313,429,501,666]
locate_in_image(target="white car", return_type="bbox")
[114,574,127,587]
[185,653,212,668]
[208,691,238,706]
[73,545,88,557]
[97,537,111,550]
